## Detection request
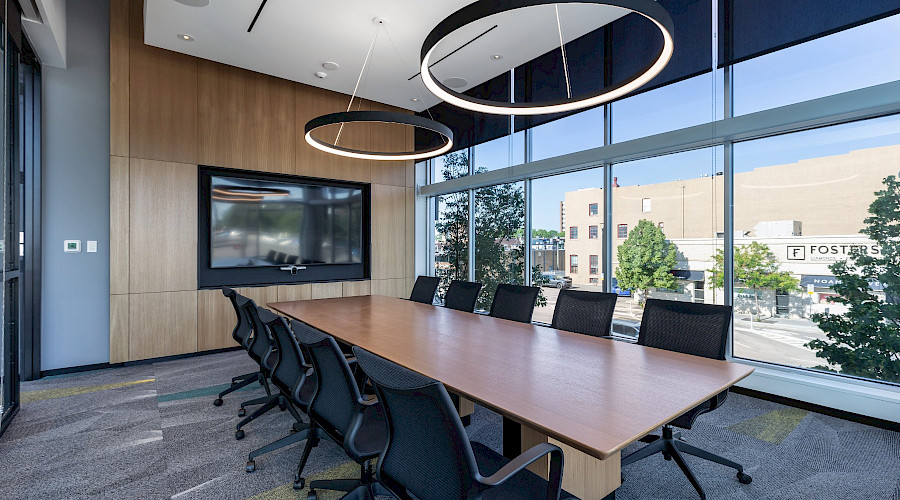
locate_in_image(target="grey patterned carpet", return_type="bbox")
[0,350,897,499]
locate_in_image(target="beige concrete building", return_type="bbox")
[561,144,900,317]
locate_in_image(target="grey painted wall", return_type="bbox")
[41,0,110,370]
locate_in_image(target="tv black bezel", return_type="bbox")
[198,166,371,288]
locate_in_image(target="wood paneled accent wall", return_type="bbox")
[109,0,415,363]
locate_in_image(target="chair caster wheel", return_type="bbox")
[737,472,752,484]
[245,460,255,473]
[213,398,223,407]
[235,429,245,440]
[293,474,305,490]
[307,491,317,500]
[238,408,246,417]
[279,402,287,411]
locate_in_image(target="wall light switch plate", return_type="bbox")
[87,240,98,253]
[64,240,81,253]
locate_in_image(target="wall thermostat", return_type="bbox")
[64,240,81,253]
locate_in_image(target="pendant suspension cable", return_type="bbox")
[383,27,436,120]
[336,27,380,147]
[555,4,572,99]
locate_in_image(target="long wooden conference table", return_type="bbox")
[270,295,754,500]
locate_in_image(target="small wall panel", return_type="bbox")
[198,289,239,351]
[129,159,197,293]
[110,156,129,295]
[406,188,415,279]
[371,184,407,279]
[342,280,371,297]
[128,0,198,164]
[110,0,129,157]
[198,61,295,173]
[109,294,129,364]
[311,282,344,299]
[240,286,279,309]
[371,278,409,299]
[129,291,198,361]
[277,284,311,302]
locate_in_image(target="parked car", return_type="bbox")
[610,319,640,341]
[540,272,572,289]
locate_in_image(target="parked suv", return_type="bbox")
[539,272,573,289]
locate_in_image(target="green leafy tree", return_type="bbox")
[434,151,545,310]
[806,175,900,383]
[710,241,800,319]
[532,228,562,239]
[615,219,677,302]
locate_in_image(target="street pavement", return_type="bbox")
[533,285,832,369]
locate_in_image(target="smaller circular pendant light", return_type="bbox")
[304,19,453,161]
[305,111,453,161]
[420,0,675,116]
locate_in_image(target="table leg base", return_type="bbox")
[520,424,621,500]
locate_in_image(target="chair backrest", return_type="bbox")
[353,346,481,500]
[489,284,540,323]
[241,297,277,371]
[409,276,440,304]
[222,287,253,348]
[638,299,732,360]
[292,320,365,445]
[444,280,482,312]
[260,308,310,405]
[550,289,618,337]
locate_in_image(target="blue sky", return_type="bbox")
[458,14,900,231]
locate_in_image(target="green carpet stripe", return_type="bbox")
[21,378,156,403]
[729,407,808,444]
[157,382,258,403]
[245,461,359,499]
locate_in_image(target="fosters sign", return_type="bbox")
[785,243,879,262]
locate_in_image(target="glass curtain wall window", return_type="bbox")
[531,168,603,324]
[433,190,469,302]
[610,147,725,327]
[473,181,525,312]
[731,115,900,385]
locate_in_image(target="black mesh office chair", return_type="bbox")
[348,346,572,500]
[293,320,387,497]
[233,297,286,440]
[622,299,751,499]
[444,280,483,312]
[550,289,618,337]
[489,284,540,323]
[409,276,440,304]
[213,288,262,406]
[245,309,316,472]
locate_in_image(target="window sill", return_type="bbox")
[732,359,900,423]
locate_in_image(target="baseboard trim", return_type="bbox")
[731,386,898,431]
[40,346,243,378]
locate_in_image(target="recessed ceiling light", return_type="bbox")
[410,98,420,102]
[491,54,503,60]
[174,0,209,6]
[315,72,328,79]
[443,77,468,89]
[177,33,194,41]
[322,62,340,71]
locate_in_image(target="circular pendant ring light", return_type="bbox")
[305,111,454,161]
[420,0,675,116]
[304,20,453,161]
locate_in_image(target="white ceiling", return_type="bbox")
[144,0,628,112]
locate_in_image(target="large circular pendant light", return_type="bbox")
[420,0,675,116]
[304,19,453,161]
[305,111,453,161]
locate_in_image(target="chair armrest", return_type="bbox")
[480,443,564,500]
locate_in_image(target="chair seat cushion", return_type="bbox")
[350,403,388,457]
[670,397,714,429]
[471,442,579,499]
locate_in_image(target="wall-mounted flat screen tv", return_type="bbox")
[199,167,370,288]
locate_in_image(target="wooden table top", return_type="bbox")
[269,295,754,460]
